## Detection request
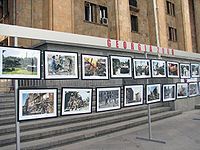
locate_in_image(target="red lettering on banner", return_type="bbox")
[107,39,111,48]
[167,48,169,55]
[172,48,174,55]
[116,40,119,48]
[131,42,134,51]
[150,45,153,52]
[123,41,127,49]
[157,47,160,53]
[144,44,147,52]
[138,43,141,51]
[162,48,165,54]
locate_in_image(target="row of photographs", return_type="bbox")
[18,82,200,121]
[0,47,200,79]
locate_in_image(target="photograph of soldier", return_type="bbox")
[189,82,199,97]
[180,64,191,79]
[111,56,132,78]
[97,87,120,112]
[19,89,57,121]
[124,85,143,106]
[177,83,188,98]
[152,60,166,77]
[147,84,161,104]
[191,64,200,78]
[167,62,179,78]
[133,59,151,79]
[0,47,40,79]
[82,55,108,79]
[45,51,78,79]
[61,88,92,115]
[163,84,176,102]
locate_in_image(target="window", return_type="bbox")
[85,2,96,22]
[99,6,108,25]
[166,1,175,16]
[0,0,8,18]
[168,27,177,41]
[129,0,137,7]
[131,15,138,32]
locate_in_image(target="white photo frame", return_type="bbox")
[180,63,191,79]
[189,82,199,97]
[124,85,143,106]
[167,61,179,78]
[177,83,188,99]
[133,59,151,79]
[146,84,161,104]
[151,60,166,78]
[191,63,200,78]
[163,84,176,102]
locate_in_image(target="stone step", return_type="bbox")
[0,103,163,136]
[0,117,15,126]
[16,110,181,150]
[0,109,15,118]
[195,104,200,109]
[0,106,171,146]
[0,103,15,110]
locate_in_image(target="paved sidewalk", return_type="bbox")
[51,110,200,150]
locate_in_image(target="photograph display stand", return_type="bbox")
[136,53,166,144]
[14,37,21,150]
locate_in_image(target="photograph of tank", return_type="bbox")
[18,89,57,121]
[61,88,92,115]
[163,84,176,102]
[177,83,188,99]
[96,87,121,112]
[124,85,143,106]
[151,60,166,78]
[146,84,161,104]
[44,51,78,79]
[189,82,199,97]
[82,54,108,79]
[110,56,132,78]
[180,63,191,79]
[0,46,41,79]
[167,61,179,78]
[133,59,151,79]
[191,63,200,78]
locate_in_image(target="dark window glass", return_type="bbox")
[129,0,137,7]
[131,15,138,32]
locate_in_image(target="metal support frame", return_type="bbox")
[136,52,166,144]
[14,37,20,150]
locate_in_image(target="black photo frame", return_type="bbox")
[81,54,109,80]
[96,87,121,112]
[61,87,92,116]
[44,50,78,79]
[167,61,179,78]
[146,84,161,104]
[177,83,188,99]
[151,59,166,78]
[18,88,58,121]
[180,63,191,79]
[163,84,176,102]
[189,82,199,97]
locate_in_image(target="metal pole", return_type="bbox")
[14,37,20,150]
[153,0,160,47]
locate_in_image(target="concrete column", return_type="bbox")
[193,0,200,53]
[181,0,193,52]
[156,0,168,48]
[116,0,131,41]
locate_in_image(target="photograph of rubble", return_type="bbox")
[18,88,57,121]
[61,88,92,115]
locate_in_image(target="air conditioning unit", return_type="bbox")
[101,18,108,25]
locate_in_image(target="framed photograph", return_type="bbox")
[124,85,144,106]
[61,88,92,115]
[191,63,200,78]
[163,84,176,102]
[189,82,199,97]
[177,83,188,99]
[167,61,179,78]
[44,51,78,79]
[199,82,200,94]
[146,84,161,104]
[0,46,41,79]
[96,87,121,112]
[81,54,108,80]
[110,55,132,78]
[151,60,166,78]
[18,88,58,121]
[133,59,151,79]
[180,63,191,79]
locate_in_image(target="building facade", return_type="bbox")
[0,0,200,53]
